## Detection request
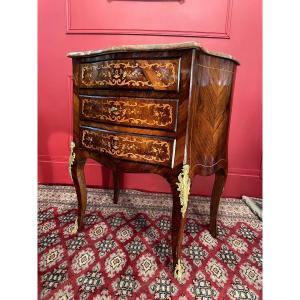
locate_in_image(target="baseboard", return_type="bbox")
[38,159,262,198]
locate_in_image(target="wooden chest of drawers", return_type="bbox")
[68,42,239,281]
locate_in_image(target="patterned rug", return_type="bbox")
[38,185,262,300]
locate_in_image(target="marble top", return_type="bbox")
[67,41,239,64]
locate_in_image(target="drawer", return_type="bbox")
[79,59,180,91]
[80,126,175,167]
[80,96,178,132]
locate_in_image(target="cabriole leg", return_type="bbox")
[209,168,227,238]
[69,143,87,232]
[168,165,191,282]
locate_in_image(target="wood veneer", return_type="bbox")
[68,42,239,280]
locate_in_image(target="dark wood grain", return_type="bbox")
[79,95,178,132]
[69,44,238,276]
[209,168,228,238]
[188,54,236,176]
[168,174,188,268]
[79,58,180,91]
[70,157,87,230]
[79,126,175,167]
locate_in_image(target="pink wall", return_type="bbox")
[38,0,262,198]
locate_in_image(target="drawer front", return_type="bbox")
[80,127,174,167]
[80,96,178,131]
[79,59,180,91]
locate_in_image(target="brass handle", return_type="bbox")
[68,142,76,178]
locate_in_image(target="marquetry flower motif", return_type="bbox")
[116,225,133,242]
[81,129,171,164]
[240,263,262,290]
[105,249,126,278]
[40,245,65,271]
[89,222,108,240]
[205,258,228,287]
[80,61,177,89]
[199,231,218,250]
[227,234,248,254]
[82,98,173,128]
[72,248,95,274]
[136,253,158,282]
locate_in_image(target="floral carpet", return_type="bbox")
[38,185,262,300]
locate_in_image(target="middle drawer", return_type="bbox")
[79,96,178,132]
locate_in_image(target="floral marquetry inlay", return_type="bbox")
[80,59,180,91]
[81,97,177,131]
[80,128,174,166]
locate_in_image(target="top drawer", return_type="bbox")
[79,59,180,91]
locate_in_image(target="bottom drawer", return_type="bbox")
[80,126,175,167]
